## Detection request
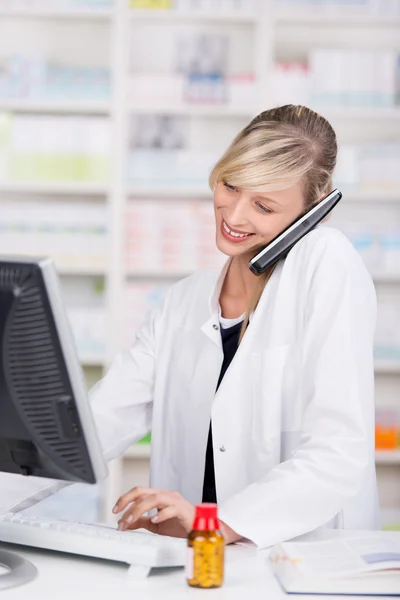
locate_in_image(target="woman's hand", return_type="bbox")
[113,486,243,543]
[113,487,195,538]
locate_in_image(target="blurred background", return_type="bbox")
[0,0,399,530]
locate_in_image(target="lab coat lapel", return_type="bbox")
[200,257,231,347]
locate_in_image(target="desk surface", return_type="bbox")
[1,531,399,600]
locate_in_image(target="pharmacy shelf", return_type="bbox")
[129,187,400,202]
[127,186,212,198]
[375,450,400,465]
[372,274,400,284]
[126,271,400,284]
[0,182,109,196]
[57,264,105,277]
[129,104,256,118]
[343,190,400,203]
[374,361,400,374]
[0,8,113,20]
[0,100,110,115]
[321,108,400,121]
[129,9,257,24]
[124,444,151,459]
[80,356,105,368]
[130,105,400,121]
[276,13,400,26]
[126,269,193,280]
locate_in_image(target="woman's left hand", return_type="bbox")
[113,487,195,538]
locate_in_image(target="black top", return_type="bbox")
[202,320,243,504]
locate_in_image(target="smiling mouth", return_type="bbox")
[221,219,255,243]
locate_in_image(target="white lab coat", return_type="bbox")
[1,226,380,548]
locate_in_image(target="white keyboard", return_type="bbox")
[0,513,186,570]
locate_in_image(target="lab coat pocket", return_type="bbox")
[251,344,291,448]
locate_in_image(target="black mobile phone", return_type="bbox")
[248,188,342,275]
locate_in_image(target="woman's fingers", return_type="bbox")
[118,516,154,532]
[119,492,170,527]
[112,486,161,514]
[150,505,177,524]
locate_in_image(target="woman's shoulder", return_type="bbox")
[295,225,365,268]
[291,225,374,291]
[299,224,355,254]
[165,267,222,308]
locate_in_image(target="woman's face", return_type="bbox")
[214,180,305,260]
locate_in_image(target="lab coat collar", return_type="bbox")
[208,257,232,316]
[201,257,232,347]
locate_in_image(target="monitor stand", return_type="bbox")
[0,549,37,589]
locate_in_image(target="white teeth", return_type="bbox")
[223,221,251,238]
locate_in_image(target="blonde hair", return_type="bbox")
[209,104,337,342]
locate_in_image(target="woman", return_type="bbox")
[7,105,380,548]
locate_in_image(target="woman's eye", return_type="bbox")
[223,182,237,192]
[256,202,273,214]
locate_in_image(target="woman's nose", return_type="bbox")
[228,195,250,227]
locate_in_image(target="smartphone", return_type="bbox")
[248,188,342,276]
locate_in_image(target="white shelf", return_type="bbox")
[124,444,151,459]
[129,104,256,118]
[131,105,400,121]
[375,361,400,374]
[372,274,400,284]
[319,108,400,121]
[276,13,400,26]
[80,356,105,368]
[129,187,400,202]
[57,264,105,277]
[342,190,400,203]
[126,271,400,283]
[127,186,212,198]
[0,100,110,115]
[375,450,400,465]
[129,9,257,24]
[0,182,109,196]
[0,8,113,20]
[127,270,192,279]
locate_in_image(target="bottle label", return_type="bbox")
[186,547,194,580]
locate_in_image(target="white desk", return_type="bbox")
[0,531,398,600]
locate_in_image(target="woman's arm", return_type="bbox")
[89,303,160,462]
[217,237,377,548]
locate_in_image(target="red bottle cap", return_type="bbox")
[192,503,220,531]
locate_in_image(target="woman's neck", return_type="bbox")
[219,255,259,317]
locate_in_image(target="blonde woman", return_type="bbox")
[8,105,380,548]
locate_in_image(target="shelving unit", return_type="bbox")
[320,108,400,121]
[56,264,106,277]
[1,0,399,527]
[127,187,399,202]
[80,355,106,368]
[0,182,109,196]
[129,9,257,24]
[127,186,211,198]
[276,13,400,26]
[124,444,151,459]
[0,8,113,20]
[343,190,400,203]
[0,100,111,115]
[129,104,257,117]
[127,269,192,279]
[375,450,400,465]
[374,362,400,375]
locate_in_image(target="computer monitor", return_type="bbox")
[0,256,108,589]
[0,256,107,484]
